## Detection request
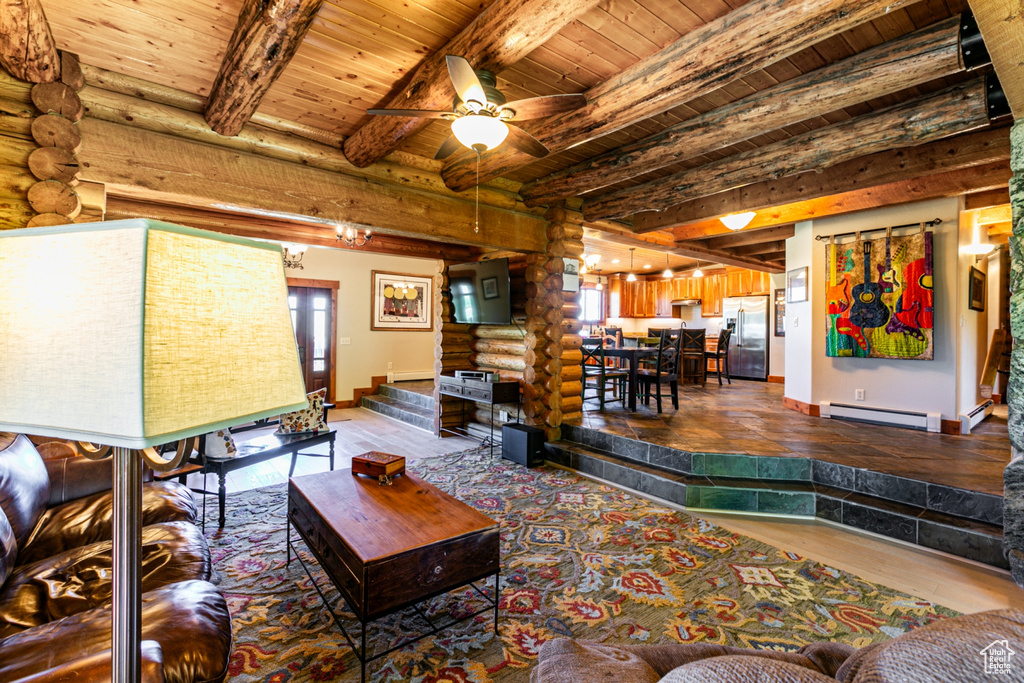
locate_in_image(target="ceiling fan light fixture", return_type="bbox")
[720,211,756,231]
[451,114,509,152]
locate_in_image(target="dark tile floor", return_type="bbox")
[566,381,1009,496]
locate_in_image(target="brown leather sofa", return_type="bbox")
[532,609,1024,682]
[0,434,232,682]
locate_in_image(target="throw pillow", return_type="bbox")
[659,656,836,683]
[277,388,328,435]
[204,429,236,460]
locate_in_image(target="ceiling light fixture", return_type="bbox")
[720,211,756,231]
[963,217,995,257]
[593,268,604,291]
[451,114,509,152]
[282,243,308,269]
[626,248,637,282]
[692,260,704,278]
[337,226,372,248]
[611,259,620,264]
[662,254,673,278]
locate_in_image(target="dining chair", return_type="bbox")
[581,338,629,410]
[680,329,706,386]
[602,327,623,348]
[637,330,682,413]
[705,327,733,385]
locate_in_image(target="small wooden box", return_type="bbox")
[352,451,406,482]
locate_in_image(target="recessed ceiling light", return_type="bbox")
[643,264,651,269]
[611,259,620,264]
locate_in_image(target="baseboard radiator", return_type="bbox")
[386,370,435,383]
[959,400,994,435]
[819,401,941,433]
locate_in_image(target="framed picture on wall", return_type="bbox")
[774,288,786,337]
[370,271,433,331]
[481,276,499,300]
[787,266,808,303]
[969,266,986,312]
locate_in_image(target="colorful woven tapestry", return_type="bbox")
[825,232,933,360]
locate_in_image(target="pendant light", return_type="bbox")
[593,268,603,291]
[626,248,637,282]
[692,260,704,278]
[662,254,673,278]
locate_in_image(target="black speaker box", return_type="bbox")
[501,423,546,468]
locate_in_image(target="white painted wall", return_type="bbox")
[783,221,815,405]
[958,204,990,415]
[783,198,961,420]
[292,246,439,402]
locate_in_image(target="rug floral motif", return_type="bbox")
[208,448,958,682]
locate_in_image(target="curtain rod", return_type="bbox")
[813,218,942,241]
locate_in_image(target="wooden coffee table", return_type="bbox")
[287,467,500,682]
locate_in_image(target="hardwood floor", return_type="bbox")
[570,381,1009,495]
[203,407,1019,616]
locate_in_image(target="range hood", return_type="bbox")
[671,298,701,306]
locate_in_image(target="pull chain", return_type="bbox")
[475,151,481,234]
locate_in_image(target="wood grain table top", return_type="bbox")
[289,468,498,563]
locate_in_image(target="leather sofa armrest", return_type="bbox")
[42,452,114,508]
[11,640,165,683]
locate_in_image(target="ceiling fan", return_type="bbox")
[366,55,587,160]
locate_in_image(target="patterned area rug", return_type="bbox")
[209,448,957,682]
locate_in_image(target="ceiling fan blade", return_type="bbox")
[366,108,451,118]
[500,93,587,121]
[445,55,486,106]
[504,124,549,158]
[434,135,463,160]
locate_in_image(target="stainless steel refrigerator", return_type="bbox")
[722,296,768,381]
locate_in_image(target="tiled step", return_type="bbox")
[560,423,1002,527]
[544,440,1006,570]
[360,394,434,432]
[379,383,436,410]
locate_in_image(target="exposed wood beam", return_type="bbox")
[592,231,784,274]
[635,125,1012,233]
[588,79,991,223]
[79,118,548,253]
[965,187,1011,210]
[0,0,59,83]
[989,222,1014,237]
[968,0,1024,118]
[205,0,325,137]
[696,225,797,250]
[726,241,789,257]
[79,84,531,212]
[967,204,1012,226]
[441,0,912,192]
[519,16,964,207]
[342,0,601,168]
[104,197,478,262]
[670,159,1011,235]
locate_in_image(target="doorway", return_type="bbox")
[287,279,338,401]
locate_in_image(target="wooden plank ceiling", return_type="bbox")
[35,0,1004,272]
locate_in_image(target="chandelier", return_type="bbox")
[282,244,307,269]
[337,226,372,247]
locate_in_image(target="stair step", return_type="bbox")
[545,441,1006,570]
[360,394,434,432]
[379,383,435,410]
[559,423,1002,528]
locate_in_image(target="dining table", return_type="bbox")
[602,346,660,412]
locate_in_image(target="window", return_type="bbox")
[581,287,603,323]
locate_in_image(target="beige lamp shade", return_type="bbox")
[0,219,308,448]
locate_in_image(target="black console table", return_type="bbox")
[438,375,520,455]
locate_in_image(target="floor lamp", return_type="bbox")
[0,219,308,681]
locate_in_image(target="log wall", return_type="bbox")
[1,54,104,230]
[433,261,474,437]
[556,208,585,422]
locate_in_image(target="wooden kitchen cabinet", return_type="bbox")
[655,280,673,317]
[725,269,772,297]
[701,274,724,317]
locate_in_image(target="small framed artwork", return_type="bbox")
[562,257,580,293]
[969,266,986,312]
[481,276,499,300]
[774,288,786,337]
[370,271,433,331]
[787,266,808,303]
